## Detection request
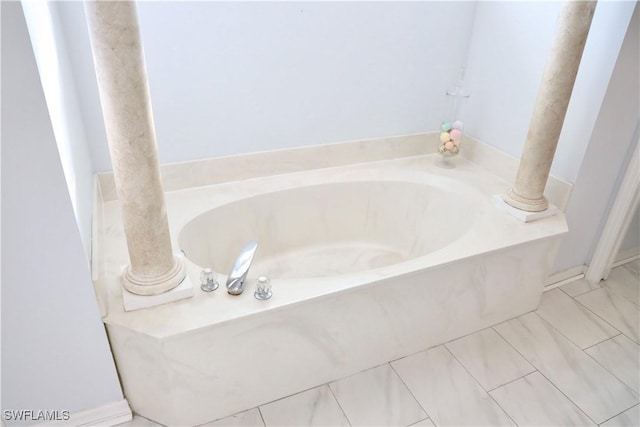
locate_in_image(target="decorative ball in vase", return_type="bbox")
[437,120,464,167]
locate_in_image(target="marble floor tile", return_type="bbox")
[201,408,265,427]
[445,328,535,391]
[489,371,595,426]
[391,346,514,426]
[623,259,640,276]
[329,364,426,427]
[409,419,435,426]
[576,288,640,343]
[604,266,640,306]
[259,386,349,427]
[560,278,601,297]
[600,405,640,427]
[585,334,640,394]
[494,313,638,424]
[115,415,165,427]
[536,289,619,349]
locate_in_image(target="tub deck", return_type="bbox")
[97,152,567,339]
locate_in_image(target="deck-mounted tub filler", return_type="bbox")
[94,133,568,426]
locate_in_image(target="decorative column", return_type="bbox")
[503,0,597,212]
[85,1,186,297]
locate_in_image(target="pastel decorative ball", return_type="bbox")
[440,132,451,143]
[452,120,464,130]
[441,121,452,132]
[444,140,455,150]
[438,144,446,153]
[450,129,462,141]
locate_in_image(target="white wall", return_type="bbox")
[59,1,478,172]
[1,3,123,424]
[463,1,635,184]
[553,4,639,273]
[21,0,95,258]
[618,205,640,257]
[48,2,640,277]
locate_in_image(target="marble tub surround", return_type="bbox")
[85,0,186,298]
[96,150,567,424]
[96,132,572,210]
[98,155,567,338]
[504,0,596,213]
[115,262,640,427]
[97,133,440,202]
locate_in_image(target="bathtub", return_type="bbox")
[97,137,568,425]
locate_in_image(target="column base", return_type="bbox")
[122,274,194,312]
[503,188,549,212]
[122,256,186,296]
[493,195,559,223]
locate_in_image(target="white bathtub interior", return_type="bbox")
[179,179,479,279]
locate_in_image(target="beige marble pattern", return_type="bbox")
[85,0,184,296]
[96,132,573,211]
[99,155,567,339]
[96,145,567,423]
[490,372,595,426]
[391,346,515,426]
[536,288,619,349]
[445,327,535,391]
[494,313,638,424]
[504,0,596,211]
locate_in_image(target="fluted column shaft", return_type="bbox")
[85,0,185,295]
[504,0,597,212]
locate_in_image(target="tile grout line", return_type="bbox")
[581,341,640,399]
[532,368,599,426]
[387,362,434,426]
[533,312,640,420]
[256,406,267,427]
[571,288,640,345]
[581,333,623,351]
[325,382,353,427]
[491,322,600,426]
[597,403,640,426]
[441,345,518,427]
[558,282,601,299]
[550,287,627,345]
[534,300,622,351]
[486,370,537,393]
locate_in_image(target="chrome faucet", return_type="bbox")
[226,240,258,295]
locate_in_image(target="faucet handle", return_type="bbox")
[254,276,272,300]
[200,268,219,292]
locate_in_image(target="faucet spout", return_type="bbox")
[226,240,258,295]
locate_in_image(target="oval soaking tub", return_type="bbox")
[102,154,568,426]
[179,180,477,280]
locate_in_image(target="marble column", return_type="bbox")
[504,0,596,212]
[85,0,185,295]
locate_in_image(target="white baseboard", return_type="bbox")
[35,399,132,427]
[544,265,587,291]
